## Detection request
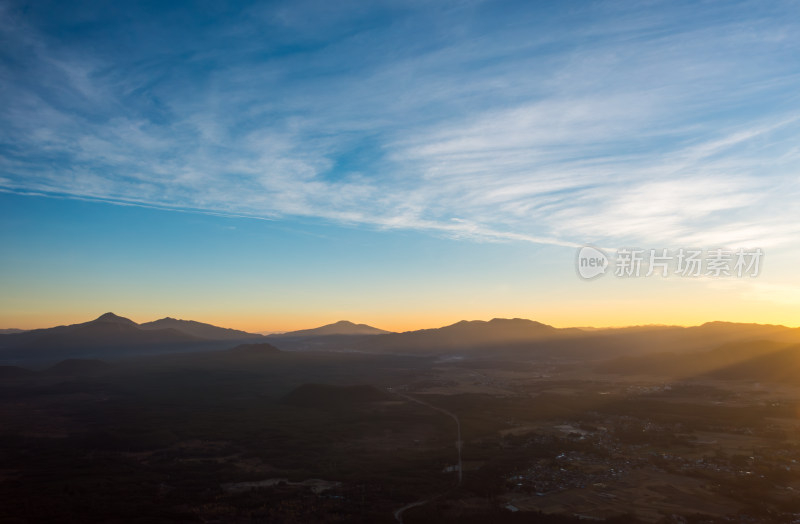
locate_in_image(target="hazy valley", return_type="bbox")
[2,315,800,522]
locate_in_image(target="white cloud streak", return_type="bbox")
[1,0,800,250]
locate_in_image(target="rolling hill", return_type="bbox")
[227,342,282,355]
[140,317,262,340]
[707,343,800,383]
[595,340,793,377]
[273,320,392,338]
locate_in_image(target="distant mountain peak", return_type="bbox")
[93,312,137,325]
[444,318,555,330]
[488,317,549,327]
[274,320,392,337]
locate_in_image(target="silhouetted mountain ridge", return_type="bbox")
[4,314,800,365]
[94,312,138,326]
[141,317,262,340]
[345,317,577,353]
[274,320,392,337]
[0,313,263,362]
[267,317,800,356]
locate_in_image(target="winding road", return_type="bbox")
[393,391,462,523]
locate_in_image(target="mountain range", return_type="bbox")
[3,314,800,377]
[0,313,263,362]
[268,318,800,358]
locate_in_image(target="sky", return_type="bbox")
[1,0,800,332]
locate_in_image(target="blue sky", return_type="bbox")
[1,0,800,331]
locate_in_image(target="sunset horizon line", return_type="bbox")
[3,310,798,335]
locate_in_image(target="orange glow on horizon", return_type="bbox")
[2,306,798,334]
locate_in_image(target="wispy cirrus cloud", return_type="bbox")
[1,0,800,250]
